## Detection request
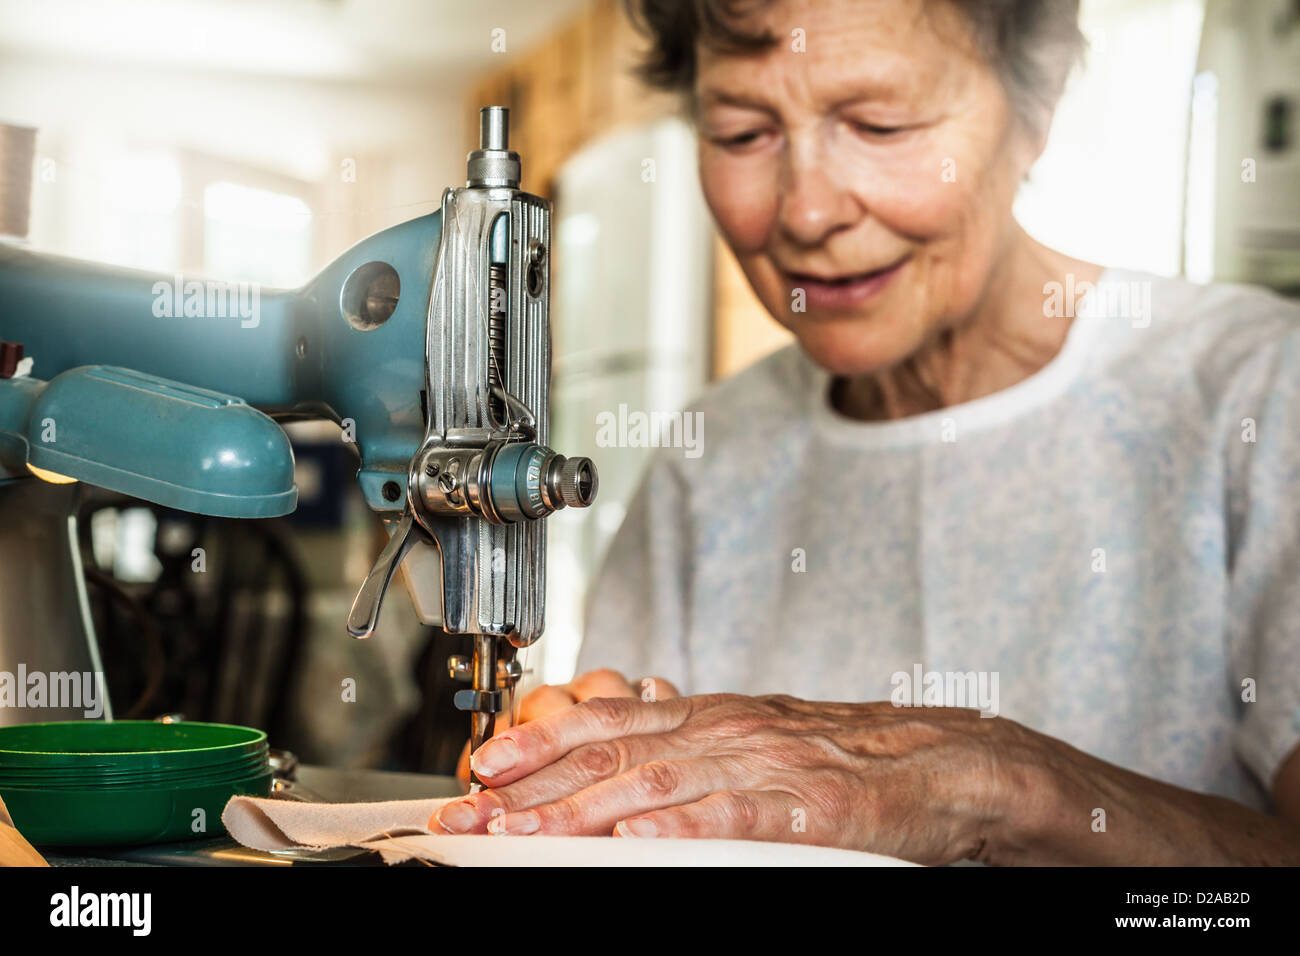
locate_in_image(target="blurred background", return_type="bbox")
[0,0,1296,772]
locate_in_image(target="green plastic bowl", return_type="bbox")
[0,721,273,845]
[0,745,269,786]
[0,721,267,772]
[0,752,271,789]
[0,769,273,846]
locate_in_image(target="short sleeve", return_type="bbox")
[576,452,695,693]
[1226,324,1300,794]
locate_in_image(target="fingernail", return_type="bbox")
[471,737,520,777]
[435,800,478,833]
[615,817,659,838]
[496,810,540,835]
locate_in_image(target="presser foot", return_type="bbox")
[451,633,522,790]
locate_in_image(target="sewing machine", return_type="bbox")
[0,107,597,778]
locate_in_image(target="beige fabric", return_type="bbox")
[220,795,914,866]
[222,795,450,856]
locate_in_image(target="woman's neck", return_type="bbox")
[832,233,1104,422]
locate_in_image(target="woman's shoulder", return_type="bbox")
[1089,268,1300,381]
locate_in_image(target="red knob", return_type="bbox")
[0,341,22,379]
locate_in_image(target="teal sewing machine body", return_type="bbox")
[0,108,597,756]
[0,211,441,517]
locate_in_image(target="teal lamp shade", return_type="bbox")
[21,365,297,518]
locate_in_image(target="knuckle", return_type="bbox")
[717,790,762,833]
[709,704,768,739]
[522,717,562,756]
[636,760,683,799]
[570,740,627,780]
[542,792,593,830]
[668,806,706,838]
[577,695,635,734]
[538,798,576,828]
[472,789,516,819]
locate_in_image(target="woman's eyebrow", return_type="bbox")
[697,89,768,111]
[825,79,911,109]
[697,81,909,115]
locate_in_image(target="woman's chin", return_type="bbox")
[794,326,916,379]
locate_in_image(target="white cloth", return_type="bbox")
[220,796,910,866]
[580,269,1300,812]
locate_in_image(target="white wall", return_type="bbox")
[1016,0,1206,277]
[0,49,468,282]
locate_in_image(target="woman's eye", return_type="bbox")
[850,121,907,138]
[712,130,770,149]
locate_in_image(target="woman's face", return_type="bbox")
[696,0,1041,377]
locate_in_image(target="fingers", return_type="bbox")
[456,719,511,787]
[457,671,610,786]
[635,676,681,702]
[468,694,694,787]
[614,789,805,842]
[516,683,578,724]
[517,672,680,721]
[565,668,638,702]
[436,731,684,833]
[454,672,671,790]
[489,757,734,836]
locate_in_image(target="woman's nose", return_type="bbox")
[776,147,860,247]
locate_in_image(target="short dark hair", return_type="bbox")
[624,0,1087,135]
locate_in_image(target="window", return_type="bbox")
[1015,0,1207,276]
[203,181,312,287]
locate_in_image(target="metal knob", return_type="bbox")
[552,456,597,509]
[480,106,509,150]
[467,105,520,189]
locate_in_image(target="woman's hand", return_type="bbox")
[434,693,1045,865]
[454,669,679,786]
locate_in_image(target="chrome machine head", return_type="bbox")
[346,107,597,777]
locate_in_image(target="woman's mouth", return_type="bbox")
[785,257,909,311]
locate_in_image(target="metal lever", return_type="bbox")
[347,511,421,639]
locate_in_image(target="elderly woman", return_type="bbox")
[436,0,1300,864]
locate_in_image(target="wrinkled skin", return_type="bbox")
[442,691,1040,864]
[436,684,1300,865]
